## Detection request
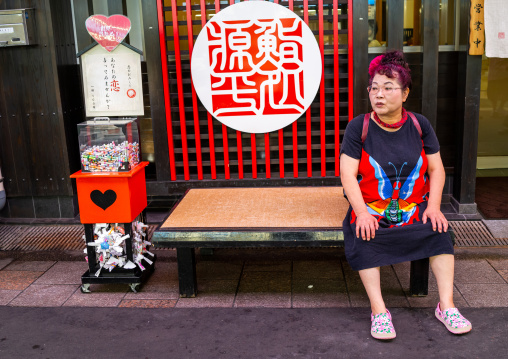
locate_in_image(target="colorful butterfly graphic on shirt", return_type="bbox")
[365,155,424,224]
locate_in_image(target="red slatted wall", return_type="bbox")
[158,0,352,181]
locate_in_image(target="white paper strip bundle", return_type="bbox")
[86,220,152,275]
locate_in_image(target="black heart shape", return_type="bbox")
[90,190,117,210]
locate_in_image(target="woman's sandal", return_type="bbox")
[435,302,472,334]
[371,309,396,340]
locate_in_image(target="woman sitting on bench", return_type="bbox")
[340,50,472,340]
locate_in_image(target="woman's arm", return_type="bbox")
[340,154,379,240]
[423,151,448,233]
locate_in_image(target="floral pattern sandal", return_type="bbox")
[435,302,472,334]
[371,309,396,340]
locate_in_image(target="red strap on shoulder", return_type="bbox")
[407,111,422,137]
[362,111,421,144]
[361,113,370,143]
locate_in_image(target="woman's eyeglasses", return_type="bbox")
[367,86,403,95]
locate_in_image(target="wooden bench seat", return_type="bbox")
[152,187,430,298]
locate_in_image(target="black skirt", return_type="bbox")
[343,201,454,271]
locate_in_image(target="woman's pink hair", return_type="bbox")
[368,50,412,90]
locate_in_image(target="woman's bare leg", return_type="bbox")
[430,254,455,310]
[359,267,387,314]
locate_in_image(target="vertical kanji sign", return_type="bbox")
[469,0,485,55]
[191,2,322,133]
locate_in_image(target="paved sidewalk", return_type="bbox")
[1,247,507,309]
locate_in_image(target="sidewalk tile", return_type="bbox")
[406,289,469,308]
[346,266,408,308]
[293,278,346,293]
[381,266,410,307]
[487,259,508,271]
[455,283,508,307]
[238,271,291,293]
[124,287,179,300]
[482,220,508,238]
[176,280,237,308]
[292,279,349,308]
[0,258,14,270]
[348,287,370,308]
[454,259,506,284]
[393,262,439,291]
[293,261,343,280]
[4,261,56,272]
[498,270,508,283]
[124,262,179,300]
[382,290,411,308]
[234,293,291,308]
[341,261,363,287]
[9,285,77,307]
[197,261,243,280]
[0,289,21,305]
[0,271,44,290]
[34,261,88,285]
[244,260,291,272]
[63,284,127,307]
[119,299,177,308]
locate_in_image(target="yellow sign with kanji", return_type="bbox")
[470,0,485,55]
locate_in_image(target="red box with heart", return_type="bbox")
[70,162,148,223]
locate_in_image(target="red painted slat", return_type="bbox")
[217,0,230,180]
[304,0,312,177]
[208,116,217,179]
[223,125,230,179]
[265,133,271,179]
[229,0,243,179]
[348,0,354,121]
[170,0,190,180]
[237,133,244,179]
[289,0,298,178]
[278,129,284,178]
[200,0,217,179]
[186,0,203,180]
[251,133,257,179]
[246,0,254,181]
[318,0,326,177]
[157,0,176,180]
[292,121,298,178]
[275,0,284,180]
[334,0,340,176]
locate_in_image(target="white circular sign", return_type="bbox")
[191,1,322,133]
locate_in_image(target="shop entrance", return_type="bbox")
[476,56,508,218]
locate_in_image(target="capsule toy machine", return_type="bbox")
[71,117,155,293]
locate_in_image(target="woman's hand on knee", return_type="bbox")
[356,212,379,241]
[422,207,448,233]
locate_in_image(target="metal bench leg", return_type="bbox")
[409,258,429,296]
[177,248,197,298]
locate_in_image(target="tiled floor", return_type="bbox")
[0,248,507,309]
[476,177,508,219]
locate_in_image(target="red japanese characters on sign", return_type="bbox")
[191,2,322,133]
[208,18,305,117]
